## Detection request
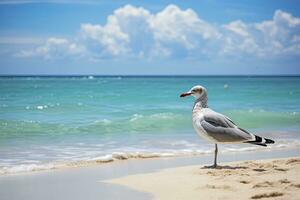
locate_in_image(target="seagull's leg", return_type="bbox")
[213,143,218,168]
[202,144,218,169]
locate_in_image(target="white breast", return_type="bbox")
[192,107,218,143]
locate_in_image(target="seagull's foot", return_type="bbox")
[202,164,218,169]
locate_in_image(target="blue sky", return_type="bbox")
[0,0,300,75]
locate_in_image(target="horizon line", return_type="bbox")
[0,74,300,77]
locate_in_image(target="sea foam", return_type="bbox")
[1,139,299,175]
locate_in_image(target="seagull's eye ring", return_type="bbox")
[191,88,202,93]
[195,88,202,93]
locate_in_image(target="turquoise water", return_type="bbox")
[0,76,300,173]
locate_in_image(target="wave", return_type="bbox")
[129,112,178,122]
[1,139,299,175]
[1,109,300,139]
[0,112,190,138]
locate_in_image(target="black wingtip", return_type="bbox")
[244,141,267,147]
[265,138,275,144]
[245,135,275,147]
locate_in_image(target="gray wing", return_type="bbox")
[200,111,253,143]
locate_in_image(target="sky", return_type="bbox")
[0,0,300,75]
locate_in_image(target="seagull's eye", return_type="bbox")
[193,88,202,93]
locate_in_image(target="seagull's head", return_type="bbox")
[180,85,207,99]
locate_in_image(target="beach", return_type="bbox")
[108,156,300,200]
[0,76,300,199]
[1,0,300,199]
[0,149,299,200]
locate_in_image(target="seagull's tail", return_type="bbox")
[245,135,275,147]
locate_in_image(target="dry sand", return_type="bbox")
[107,157,300,200]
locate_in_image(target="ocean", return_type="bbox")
[0,76,299,174]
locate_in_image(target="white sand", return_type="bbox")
[1,150,299,200]
[107,157,300,200]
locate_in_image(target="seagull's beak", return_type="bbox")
[180,92,192,98]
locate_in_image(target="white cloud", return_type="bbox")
[221,9,300,58]
[81,23,129,56]
[224,20,249,37]
[17,5,300,61]
[80,5,152,57]
[79,4,221,59]
[150,4,220,49]
[17,37,85,59]
[222,20,259,57]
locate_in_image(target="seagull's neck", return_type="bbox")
[193,95,208,110]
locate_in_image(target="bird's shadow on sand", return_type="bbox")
[201,165,248,170]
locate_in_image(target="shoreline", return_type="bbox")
[0,149,299,200]
[107,156,300,200]
[1,145,299,176]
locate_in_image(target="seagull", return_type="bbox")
[180,85,274,168]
